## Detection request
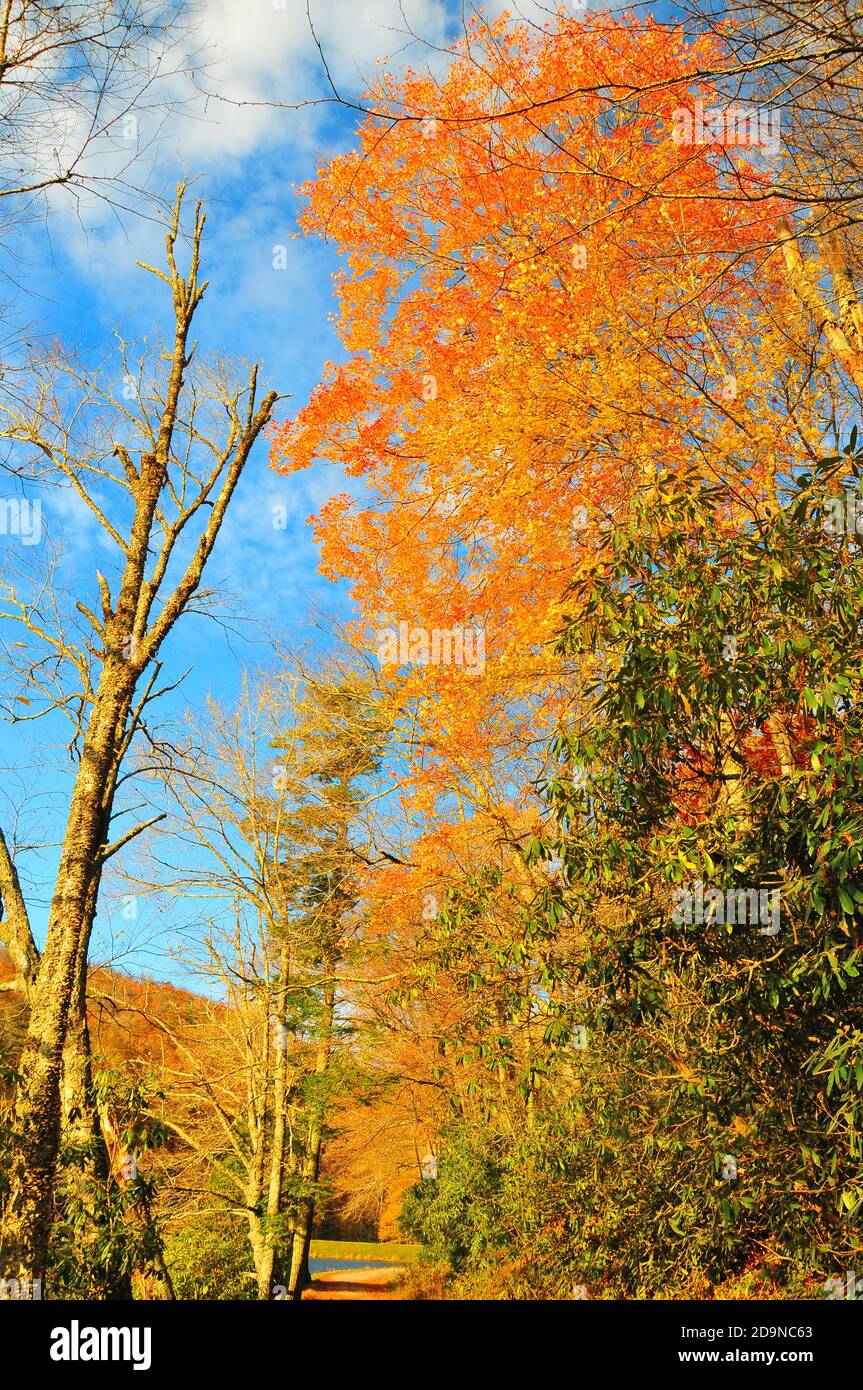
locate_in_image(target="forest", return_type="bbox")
[0,0,862,1327]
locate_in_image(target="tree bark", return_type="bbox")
[1,674,135,1283]
[780,220,863,393]
[287,971,335,1301]
[256,938,292,1300]
[59,901,135,1300]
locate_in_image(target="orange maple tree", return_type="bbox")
[272,9,833,936]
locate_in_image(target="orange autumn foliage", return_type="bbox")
[272,10,832,915]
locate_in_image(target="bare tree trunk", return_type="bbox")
[0,828,39,998]
[0,185,277,1284]
[126,1187,175,1302]
[246,1168,268,1296]
[59,901,135,1300]
[256,939,292,1300]
[0,823,130,1293]
[287,973,335,1301]
[780,220,863,393]
[1,677,135,1283]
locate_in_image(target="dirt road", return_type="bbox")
[302,1265,409,1300]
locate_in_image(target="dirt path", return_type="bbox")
[302,1265,409,1300]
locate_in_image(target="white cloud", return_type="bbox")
[22,0,455,316]
[163,0,452,164]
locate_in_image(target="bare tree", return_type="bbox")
[138,682,311,1301]
[94,909,296,1303]
[121,668,387,1298]
[0,0,199,401]
[0,181,279,1286]
[0,0,191,218]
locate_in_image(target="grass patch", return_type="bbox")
[309,1239,421,1265]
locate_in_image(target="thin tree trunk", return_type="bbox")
[287,972,335,1301]
[780,220,863,393]
[256,938,291,1300]
[246,1168,267,1296]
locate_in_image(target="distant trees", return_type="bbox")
[138,666,388,1299]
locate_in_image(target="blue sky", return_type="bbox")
[0,0,650,985]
